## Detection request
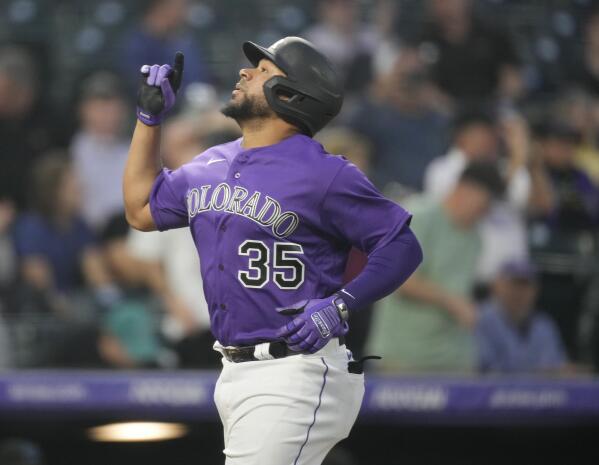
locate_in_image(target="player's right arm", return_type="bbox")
[123,122,161,231]
[123,53,184,231]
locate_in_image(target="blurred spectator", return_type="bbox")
[304,0,379,92]
[50,214,163,369]
[579,272,599,372]
[0,200,17,291]
[370,0,403,82]
[98,215,164,368]
[0,311,12,369]
[127,227,216,368]
[0,200,16,369]
[424,110,533,287]
[12,152,114,315]
[0,46,61,209]
[570,10,599,98]
[0,438,45,465]
[418,0,523,107]
[554,88,599,186]
[528,121,599,360]
[476,260,569,374]
[531,121,599,229]
[368,162,504,373]
[71,72,130,231]
[349,47,449,191]
[118,0,209,94]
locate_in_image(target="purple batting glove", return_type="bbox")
[276,295,349,354]
[136,52,184,126]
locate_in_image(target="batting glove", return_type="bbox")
[137,51,184,126]
[276,295,349,354]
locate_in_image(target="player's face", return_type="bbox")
[221,59,285,123]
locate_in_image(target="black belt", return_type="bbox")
[221,336,345,363]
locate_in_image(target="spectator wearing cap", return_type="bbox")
[424,109,537,289]
[368,162,504,373]
[528,121,599,360]
[476,260,569,374]
[71,72,130,231]
[531,121,599,230]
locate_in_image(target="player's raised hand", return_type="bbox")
[136,51,185,126]
[276,296,349,354]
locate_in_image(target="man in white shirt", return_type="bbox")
[71,72,130,231]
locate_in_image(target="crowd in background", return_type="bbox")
[1,0,599,376]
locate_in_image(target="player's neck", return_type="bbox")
[240,119,300,149]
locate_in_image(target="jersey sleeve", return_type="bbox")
[149,168,189,231]
[320,162,412,255]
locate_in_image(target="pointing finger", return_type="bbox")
[170,51,185,92]
[173,51,184,73]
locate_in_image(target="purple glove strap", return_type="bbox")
[340,225,422,311]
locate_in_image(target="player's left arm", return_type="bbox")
[277,163,423,353]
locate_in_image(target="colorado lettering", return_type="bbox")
[186,183,300,238]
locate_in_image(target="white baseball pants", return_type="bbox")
[213,339,365,465]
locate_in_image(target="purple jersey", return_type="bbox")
[149,134,411,346]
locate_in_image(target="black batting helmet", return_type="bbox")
[242,36,343,136]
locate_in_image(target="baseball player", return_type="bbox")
[123,37,422,464]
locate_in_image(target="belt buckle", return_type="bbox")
[224,346,254,363]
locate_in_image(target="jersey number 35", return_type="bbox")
[238,240,305,290]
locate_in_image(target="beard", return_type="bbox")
[221,92,274,123]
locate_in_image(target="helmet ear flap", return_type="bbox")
[263,77,318,136]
